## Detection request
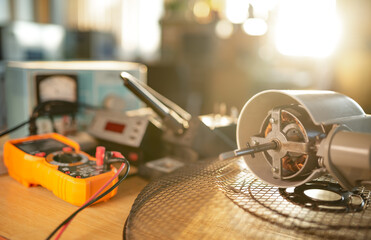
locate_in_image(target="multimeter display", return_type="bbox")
[4,133,119,206]
[15,138,70,155]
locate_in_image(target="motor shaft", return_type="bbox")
[219,141,278,160]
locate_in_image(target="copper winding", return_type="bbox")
[264,111,308,173]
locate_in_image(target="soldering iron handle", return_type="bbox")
[120,72,186,134]
[121,72,170,119]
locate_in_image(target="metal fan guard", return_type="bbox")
[124,158,371,240]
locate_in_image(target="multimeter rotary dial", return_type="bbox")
[46,151,88,167]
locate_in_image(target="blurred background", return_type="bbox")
[0,0,370,130]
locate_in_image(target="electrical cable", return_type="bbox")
[0,101,103,137]
[0,119,32,137]
[54,159,128,240]
[47,158,129,240]
[46,157,130,240]
[50,158,129,240]
[49,115,58,133]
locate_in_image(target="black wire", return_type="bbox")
[0,119,32,137]
[49,115,58,133]
[106,159,129,165]
[46,158,130,240]
[0,101,102,137]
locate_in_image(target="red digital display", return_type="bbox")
[104,121,126,133]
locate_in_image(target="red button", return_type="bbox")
[63,147,73,152]
[76,176,81,178]
[65,171,70,174]
[35,152,46,157]
[129,152,138,161]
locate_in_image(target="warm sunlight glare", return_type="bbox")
[274,0,342,58]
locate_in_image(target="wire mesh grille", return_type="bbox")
[124,158,371,240]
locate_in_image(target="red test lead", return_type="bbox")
[95,146,105,166]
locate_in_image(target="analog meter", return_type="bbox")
[36,74,78,104]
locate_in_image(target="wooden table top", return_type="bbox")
[0,174,148,240]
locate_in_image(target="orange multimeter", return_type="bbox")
[3,133,118,206]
